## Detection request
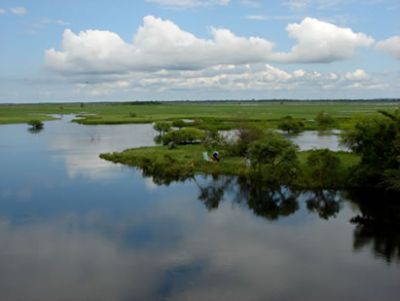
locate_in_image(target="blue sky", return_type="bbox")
[0,0,399,102]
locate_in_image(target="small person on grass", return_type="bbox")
[212,151,220,162]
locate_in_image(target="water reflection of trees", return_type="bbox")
[235,176,299,220]
[192,176,400,264]
[137,168,400,264]
[194,176,233,211]
[141,160,194,186]
[142,170,344,221]
[27,127,44,134]
[349,190,400,264]
[305,190,342,220]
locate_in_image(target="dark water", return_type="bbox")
[0,116,399,301]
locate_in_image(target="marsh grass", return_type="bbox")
[2,101,398,129]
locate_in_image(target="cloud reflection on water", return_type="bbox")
[46,116,156,180]
[0,191,399,301]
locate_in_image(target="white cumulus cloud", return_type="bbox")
[376,36,400,60]
[274,17,374,63]
[345,69,369,81]
[45,15,275,73]
[45,15,373,76]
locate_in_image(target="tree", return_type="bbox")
[162,128,205,145]
[341,110,400,190]
[278,115,304,134]
[27,120,44,130]
[248,132,299,186]
[202,129,227,149]
[153,122,171,136]
[315,111,335,130]
[228,126,264,156]
[305,149,341,188]
[172,119,185,129]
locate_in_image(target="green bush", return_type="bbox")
[305,149,341,188]
[228,126,264,156]
[315,111,335,129]
[278,116,305,134]
[162,128,206,145]
[202,129,227,149]
[249,132,299,186]
[172,119,186,128]
[341,110,400,190]
[153,121,171,136]
[27,120,44,130]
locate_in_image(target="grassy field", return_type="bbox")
[1,101,399,129]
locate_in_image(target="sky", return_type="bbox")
[0,0,399,102]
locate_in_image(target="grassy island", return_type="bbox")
[101,145,249,177]
[100,144,359,188]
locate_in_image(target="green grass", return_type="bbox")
[100,144,249,178]
[298,150,360,166]
[100,144,361,187]
[1,101,399,129]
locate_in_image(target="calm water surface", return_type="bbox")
[0,116,399,301]
[285,130,349,151]
[222,129,348,151]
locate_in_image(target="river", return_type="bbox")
[0,115,398,301]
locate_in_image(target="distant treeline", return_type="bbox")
[93,98,400,105]
[2,98,399,106]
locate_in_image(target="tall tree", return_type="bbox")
[342,110,400,190]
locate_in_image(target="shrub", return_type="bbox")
[172,119,186,129]
[162,128,205,145]
[278,116,305,134]
[305,149,341,188]
[341,110,400,190]
[248,132,299,186]
[153,122,171,136]
[228,126,264,156]
[27,120,44,130]
[315,111,335,129]
[202,129,227,149]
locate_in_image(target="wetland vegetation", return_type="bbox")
[97,103,400,193]
[2,100,399,192]
[1,100,398,129]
